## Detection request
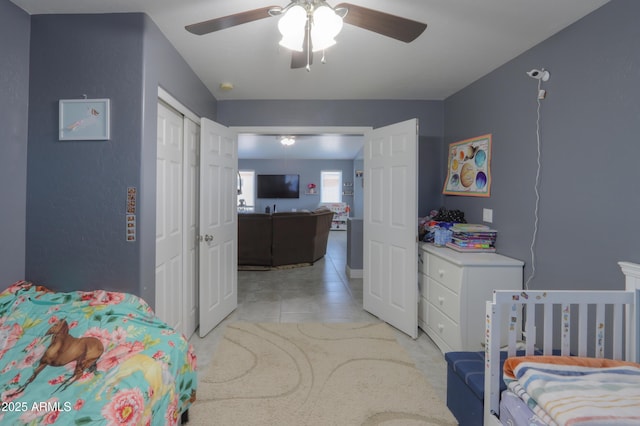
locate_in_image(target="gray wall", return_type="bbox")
[139,14,217,306]
[443,0,640,291]
[239,159,355,213]
[25,13,217,304]
[0,0,30,284]
[219,100,445,216]
[26,14,146,293]
[347,218,363,270]
[352,158,364,219]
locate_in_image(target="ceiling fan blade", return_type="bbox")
[335,3,427,43]
[185,6,278,35]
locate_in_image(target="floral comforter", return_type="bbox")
[0,281,197,425]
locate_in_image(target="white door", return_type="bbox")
[183,118,200,338]
[156,102,184,335]
[363,119,419,338]
[199,118,238,337]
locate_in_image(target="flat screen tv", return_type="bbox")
[257,174,300,199]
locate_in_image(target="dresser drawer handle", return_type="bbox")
[438,269,445,277]
[438,296,445,305]
[437,323,444,332]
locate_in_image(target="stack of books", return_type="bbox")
[446,224,497,252]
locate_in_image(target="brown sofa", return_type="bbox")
[237,213,273,266]
[238,207,334,267]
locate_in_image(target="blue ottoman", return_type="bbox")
[444,351,510,426]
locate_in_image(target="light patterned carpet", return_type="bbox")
[188,322,457,425]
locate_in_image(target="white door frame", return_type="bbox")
[234,125,419,339]
[233,126,372,135]
[159,88,201,125]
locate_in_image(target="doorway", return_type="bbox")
[235,126,368,217]
[157,117,418,338]
[235,122,419,338]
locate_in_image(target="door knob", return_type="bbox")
[200,234,214,242]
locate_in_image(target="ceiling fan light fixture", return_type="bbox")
[310,33,336,52]
[279,35,305,52]
[278,4,306,51]
[311,6,342,51]
[280,136,296,146]
[277,1,343,54]
[313,5,343,37]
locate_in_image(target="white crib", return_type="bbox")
[483,261,640,426]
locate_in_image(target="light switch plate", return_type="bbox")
[483,208,493,223]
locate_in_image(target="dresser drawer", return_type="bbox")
[426,254,461,293]
[420,244,523,353]
[426,277,460,322]
[426,303,461,351]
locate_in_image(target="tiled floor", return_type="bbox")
[188,231,449,402]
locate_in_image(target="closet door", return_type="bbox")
[156,102,185,335]
[183,118,200,338]
[156,95,237,338]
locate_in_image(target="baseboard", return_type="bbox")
[346,266,363,279]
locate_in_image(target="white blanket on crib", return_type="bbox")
[506,360,640,425]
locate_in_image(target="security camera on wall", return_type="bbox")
[526,69,550,81]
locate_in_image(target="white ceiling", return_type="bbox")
[12,0,609,102]
[11,0,609,159]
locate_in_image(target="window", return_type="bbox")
[320,170,342,203]
[238,170,255,211]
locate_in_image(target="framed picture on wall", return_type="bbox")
[59,98,110,141]
[442,134,492,197]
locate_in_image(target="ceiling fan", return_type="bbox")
[185,1,427,70]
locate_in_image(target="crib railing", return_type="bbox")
[483,289,637,425]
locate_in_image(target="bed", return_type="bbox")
[0,280,197,425]
[483,261,640,426]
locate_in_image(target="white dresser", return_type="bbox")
[418,244,524,353]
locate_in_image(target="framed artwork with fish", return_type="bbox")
[59,98,110,141]
[443,134,492,197]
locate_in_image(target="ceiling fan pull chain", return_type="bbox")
[321,50,326,64]
[306,16,312,71]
